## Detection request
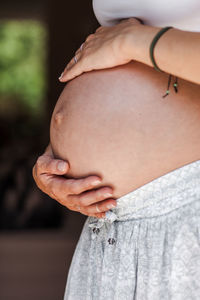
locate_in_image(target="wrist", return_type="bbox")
[125,24,162,66]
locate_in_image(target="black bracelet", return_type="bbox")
[149,26,179,98]
[149,26,173,72]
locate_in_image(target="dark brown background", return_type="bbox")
[0,0,99,299]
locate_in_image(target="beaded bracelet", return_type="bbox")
[149,26,179,98]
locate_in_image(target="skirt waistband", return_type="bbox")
[88,159,200,237]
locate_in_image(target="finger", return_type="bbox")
[94,212,106,218]
[59,51,83,82]
[80,42,85,51]
[35,155,69,175]
[75,48,81,56]
[36,173,103,206]
[66,51,82,70]
[76,205,106,219]
[65,200,106,218]
[61,175,103,195]
[95,26,104,33]
[83,199,117,215]
[69,186,114,206]
[35,173,68,201]
[78,210,105,219]
[60,55,90,82]
[85,212,106,219]
[75,42,85,55]
[73,41,86,57]
[85,33,95,42]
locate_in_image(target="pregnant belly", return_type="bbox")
[50,61,200,199]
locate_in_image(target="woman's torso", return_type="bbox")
[50,61,200,199]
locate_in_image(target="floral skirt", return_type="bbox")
[63,159,200,300]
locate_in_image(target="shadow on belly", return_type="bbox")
[50,61,200,198]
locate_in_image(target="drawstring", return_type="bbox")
[88,210,118,241]
[163,75,179,98]
[149,26,179,99]
[173,76,178,93]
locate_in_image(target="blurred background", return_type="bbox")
[0,0,99,299]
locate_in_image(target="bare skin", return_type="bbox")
[50,60,200,204]
[34,18,200,219]
[32,144,111,219]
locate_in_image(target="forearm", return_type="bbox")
[126,24,200,85]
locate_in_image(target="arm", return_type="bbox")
[125,24,200,85]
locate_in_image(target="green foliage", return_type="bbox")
[0,20,47,116]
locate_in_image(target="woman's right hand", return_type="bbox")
[32,144,117,218]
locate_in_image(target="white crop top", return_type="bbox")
[92,0,200,32]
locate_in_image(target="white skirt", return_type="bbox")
[63,159,200,300]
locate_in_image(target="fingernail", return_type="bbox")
[107,203,116,209]
[91,180,101,186]
[59,72,64,80]
[58,161,67,172]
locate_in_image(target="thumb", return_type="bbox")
[36,155,69,175]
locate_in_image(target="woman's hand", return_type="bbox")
[32,144,117,218]
[59,17,143,82]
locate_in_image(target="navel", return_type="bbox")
[53,111,64,126]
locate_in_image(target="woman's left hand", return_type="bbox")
[59,17,143,82]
